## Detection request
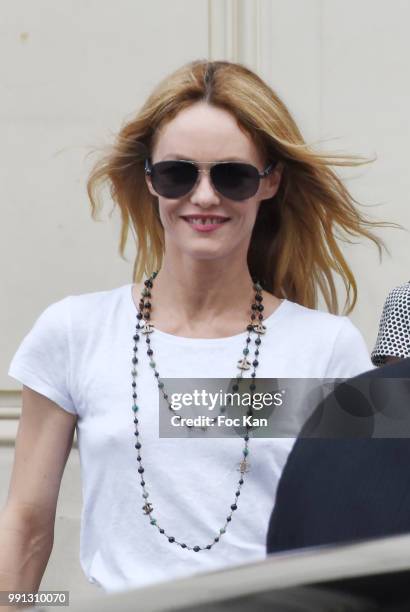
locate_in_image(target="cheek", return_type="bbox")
[157,200,183,226]
[234,200,260,227]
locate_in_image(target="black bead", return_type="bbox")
[206,545,212,550]
[144,279,153,287]
[138,467,144,474]
[247,324,253,331]
[193,546,200,552]
[214,537,219,543]
[255,350,259,356]
[160,528,165,534]
[251,314,256,320]
[239,478,244,485]
[250,383,256,391]
[227,516,232,522]
[168,537,175,543]
[133,334,140,341]
[154,372,159,377]
[147,349,153,356]
[246,337,251,343]
[236,490,240,496]
[143,312,150,320]
[258,304,264,312]
[144,302,152,309]
[146,338,150,344]
[132,357,138,364]
[251,372,256,378]
[258,313,263,320]
[232,384,239,391]
[133,393,137,399]
[255,338,261,345]
[135,442,141,449]
[231,504,237,511]
[137,455,142,462]
[140,480,145,486]
[181,543,187,548]
[134,418,139,424]
[251,303,258,310]
[244,434,249,441]
[137,313,143,320]
[255,294,262,302]
[132,382,136,388]
[252,360,259,367]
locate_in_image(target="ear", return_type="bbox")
[259,162,283,201]
[145,171,157,198]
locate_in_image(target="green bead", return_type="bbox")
[220,528,226,534]
[243,448,249,456]
[150,362,156,368]
[150,519,157,525]
[143,492,149,499]
[158,382,164,388]
[132,405,139,413]
[243,348,249,355]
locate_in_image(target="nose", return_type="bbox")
[189,168,221,207]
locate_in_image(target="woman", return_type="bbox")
[2,60,384,595]
[371,281,410,366]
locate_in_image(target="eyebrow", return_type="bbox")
[162,154,250,163]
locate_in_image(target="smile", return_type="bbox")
[181,216,230,232]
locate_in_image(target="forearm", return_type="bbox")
[0,507,53,594]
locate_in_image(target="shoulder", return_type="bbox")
[67,283,128,312]
[280,300,372,377]
[382,282,410,308]
[282,299,357,336]
[39,284,130,343]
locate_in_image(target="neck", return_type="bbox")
[150,258,257,327]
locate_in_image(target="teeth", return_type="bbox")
[187,218,226,225]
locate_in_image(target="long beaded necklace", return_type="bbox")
[131,271,266,551]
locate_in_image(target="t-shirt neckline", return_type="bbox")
[125,283,290,346]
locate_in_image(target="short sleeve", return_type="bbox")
[325,316,374,379]
[8,296,77,415]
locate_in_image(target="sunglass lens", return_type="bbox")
[211,163,259,200]
[151,161,197,198]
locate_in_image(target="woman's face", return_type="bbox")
[145,101,282,263]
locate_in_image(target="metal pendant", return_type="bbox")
[237,357,251,370]
[252,323,266,334]
[237,460,250,474]
[141,322,154,334]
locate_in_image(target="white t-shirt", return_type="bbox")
[8,283,373,593]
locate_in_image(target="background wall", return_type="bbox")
[1,0,409,603]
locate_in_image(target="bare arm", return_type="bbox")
[0,385,77,595]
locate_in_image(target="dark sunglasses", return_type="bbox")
[144,158,277,201]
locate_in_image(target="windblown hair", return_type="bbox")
[87,59,389,314]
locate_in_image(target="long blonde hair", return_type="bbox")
[87,59,389,314]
